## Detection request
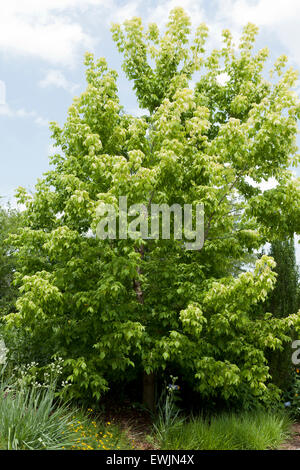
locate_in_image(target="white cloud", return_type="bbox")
[0,104,13,117]
[0,0,105,66]
[0,80,6,105]
[215,0,300,68]
[34,116,49,127]
[1,0,298,70]
[0,104,48,127]
[225,0,300,27]
[108,1,141,24]
[39,70,79,93]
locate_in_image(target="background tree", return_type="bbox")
[265,239,300,391]
[268,239,299,317]
[4,8,300,409]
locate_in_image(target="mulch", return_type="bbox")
[280,422,300,450]
[102,399,155,450]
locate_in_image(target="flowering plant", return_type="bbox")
[12,356,71,395]
[152,375,184,445]
[0,339,8,366]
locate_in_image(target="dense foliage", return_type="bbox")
[4,8,300,407]
[0,205,22,316]
[267,239,299,318]
[265,239,300,391]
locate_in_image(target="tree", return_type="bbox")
[0,204,22,316]
[268,239,299,318]
[5,8,300,408]
[265,239,300,391]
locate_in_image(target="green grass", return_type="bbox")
[155,410,292,450]
[0,368,292,450]
[0,374,133,450]
[0,382,82,450]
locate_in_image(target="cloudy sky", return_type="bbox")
[0,0,299,259]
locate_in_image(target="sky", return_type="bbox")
[0,0,299,261]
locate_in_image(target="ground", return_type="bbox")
[103,399,155,450]
[280,423,300,450]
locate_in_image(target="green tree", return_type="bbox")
[265,239,300,391]
[268,239,299,317]
[0,203,22,316]
[5,9,300,408]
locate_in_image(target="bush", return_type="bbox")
[156,411,292,450]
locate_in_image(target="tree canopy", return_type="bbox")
[4,8,300,406]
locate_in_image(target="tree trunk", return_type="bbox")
[133,244,156,412]
[142,371,155,413]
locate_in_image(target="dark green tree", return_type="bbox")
[268,239,299,316]
[266,238,300,391]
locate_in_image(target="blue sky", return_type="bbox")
[0,0,299,260]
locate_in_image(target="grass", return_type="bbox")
[154,410,292,450]
[0,382,81,450]
[0,369,293,451]
[0,373,133,450]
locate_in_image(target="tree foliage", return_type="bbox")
[267,239,299,318]
[264,239,300,391]
[0,204,22,316]
[4,8,300,404]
